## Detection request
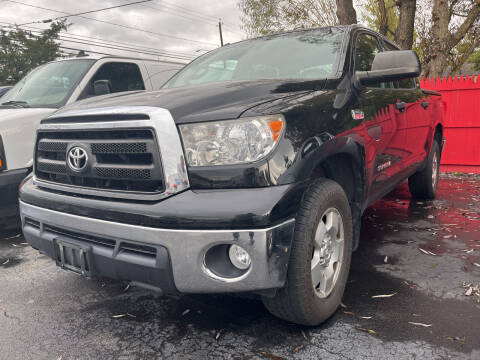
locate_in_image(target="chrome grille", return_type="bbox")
[35,129,164,194]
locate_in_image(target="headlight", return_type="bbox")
[179,115,284,166]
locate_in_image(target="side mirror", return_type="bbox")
[93,80,111,96]
[356,50,421,86]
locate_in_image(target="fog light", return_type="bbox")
[228,244,251,270]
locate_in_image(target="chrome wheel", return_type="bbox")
[311,207,344,298]
[432,151,438,189]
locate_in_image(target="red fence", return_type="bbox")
[420,75,480,173]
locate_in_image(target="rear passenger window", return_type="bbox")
[86,62,145,96]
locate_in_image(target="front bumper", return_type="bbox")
[20,201,295,294]
[0,168,30,218]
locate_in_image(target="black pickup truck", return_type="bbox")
[19,25,445,326]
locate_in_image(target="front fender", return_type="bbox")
[269,134,365,186]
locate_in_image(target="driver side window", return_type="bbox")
[82,62,145,98]
[354,34,384,88]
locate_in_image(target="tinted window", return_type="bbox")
[164,27,345,88]
[355,34,381,72]
[86,62,145,96]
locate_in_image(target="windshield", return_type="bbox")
[164,27,345,89]
[1,59,95,108]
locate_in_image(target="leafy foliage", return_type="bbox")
[361,0,398,40]
[470,48,480,72]
[0,21,67,85]
[238,0,337,37]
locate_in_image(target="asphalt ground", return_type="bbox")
[1,174,479,359]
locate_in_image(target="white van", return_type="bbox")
[0,54,184,219]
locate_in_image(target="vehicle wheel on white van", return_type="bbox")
[408,139,441,199]
[262,178,353,326]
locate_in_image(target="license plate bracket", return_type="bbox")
[54,237,95,277]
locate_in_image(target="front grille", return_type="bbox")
[35,129,164,194]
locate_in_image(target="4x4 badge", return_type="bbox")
[351,109,364,120]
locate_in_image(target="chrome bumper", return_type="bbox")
[20,201,295,293]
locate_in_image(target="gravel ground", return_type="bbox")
[1,173,479,360]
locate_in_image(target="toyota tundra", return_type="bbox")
[19,25,445,326]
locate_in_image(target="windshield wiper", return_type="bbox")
[1,100,30,107]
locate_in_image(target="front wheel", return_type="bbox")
[408,139,441,199]
[262,178,353,326]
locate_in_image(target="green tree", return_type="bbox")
[470,48,480,72]
[0,21,67,85]
[238,0,343,37]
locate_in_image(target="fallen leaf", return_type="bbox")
[343,311,355,316]
[215,329,224,340]
[260,352,285,360]
[356,327,377,335]
[2,259,9,265]
[57,356,63,360]
[359,316,373,319]
[301,330,308,341]
[339,302,347,308]
[126,313,136,318]
[182,309,190,316]
[384,256,388,263]
[293,345,304,353]
[443,235,452,239]
[473,263,480,268]
[123,284,131,292]
[419,248,436,256]
[419,248,430,255]
[445,336,466,344]
[408,322,432,327]
[465,287,473,296]
[112,314,126,318]
[371,292,397,299]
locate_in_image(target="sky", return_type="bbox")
[0,0,246,63]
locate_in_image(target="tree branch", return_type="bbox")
[450,3,480,48]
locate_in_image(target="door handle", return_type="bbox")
[421,101,429,109]
[395,101,406,112]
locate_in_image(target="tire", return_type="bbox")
[262,178,353,326]
[408,139,440,199]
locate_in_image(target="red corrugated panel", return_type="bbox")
[420,75,480,173]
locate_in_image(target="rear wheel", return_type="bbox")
[408,139,440,199]
[262,178,353,326]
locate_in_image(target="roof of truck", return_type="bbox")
[54,53,186,66]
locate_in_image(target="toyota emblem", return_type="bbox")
[67,146,88,172]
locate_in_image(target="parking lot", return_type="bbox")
[1,173,479,360]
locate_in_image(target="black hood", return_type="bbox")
[54,79,327,124]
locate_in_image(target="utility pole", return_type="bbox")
[218,20,224,47]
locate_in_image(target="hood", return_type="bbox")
[0,107,55,128]
[0,107,55,170]
[54,79,327,124]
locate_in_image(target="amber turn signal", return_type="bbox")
[269,120,283,142]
